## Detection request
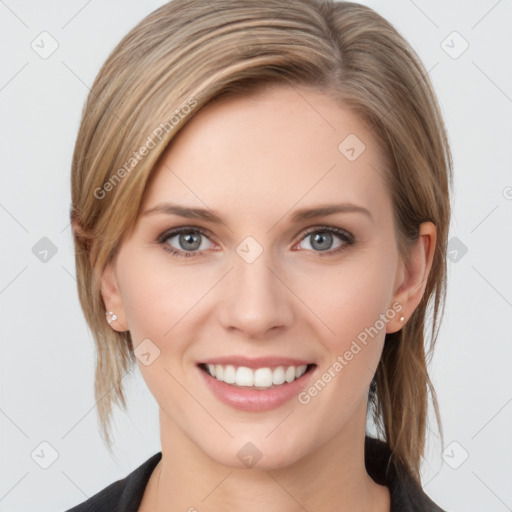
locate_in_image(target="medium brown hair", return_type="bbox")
[70,0,452,482]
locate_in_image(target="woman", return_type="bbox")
[67,0,452,510]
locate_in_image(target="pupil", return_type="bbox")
[177,232,334,252]
[312,232,332,251]
[181,233,201,250]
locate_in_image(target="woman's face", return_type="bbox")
[103,85,416,469]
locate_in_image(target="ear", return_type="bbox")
[100,260,129,332]
[387,221,437,333]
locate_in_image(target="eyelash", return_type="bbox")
[157,226,355,258]
[156,225,355,259]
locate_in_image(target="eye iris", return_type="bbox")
[311,232,332,251]
[180,232,201,250]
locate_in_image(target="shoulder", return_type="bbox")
[365,435,446,512]
[63,452,162,512]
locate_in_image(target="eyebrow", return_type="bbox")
[143,202,373,223]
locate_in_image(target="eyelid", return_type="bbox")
[156,226,218,250]
[295,224,354,243]
[157,224,355,257]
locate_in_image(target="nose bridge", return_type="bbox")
[219,242,293,336]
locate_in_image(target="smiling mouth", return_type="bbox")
[198,363,316,390]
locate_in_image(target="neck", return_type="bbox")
[146,401,389,512]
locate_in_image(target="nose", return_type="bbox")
[217,249,295,339]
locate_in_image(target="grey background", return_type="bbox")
[1,1,511,511]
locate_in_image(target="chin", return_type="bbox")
[200,433,312,471]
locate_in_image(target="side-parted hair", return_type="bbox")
[70,0,452,483]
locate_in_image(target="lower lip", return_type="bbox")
[197,365,316,412]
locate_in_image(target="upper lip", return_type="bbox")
[199,356,314,369]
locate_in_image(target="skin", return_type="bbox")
[100,84,436,512]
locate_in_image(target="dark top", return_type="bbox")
[64,436,446,511]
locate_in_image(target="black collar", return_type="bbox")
[364,435,446,511]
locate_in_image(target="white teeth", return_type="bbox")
[272,366,285,385]
[296,365,307,378]
[223,364,236,384]
[235,366,254,386]
[215,364,224,381]
[204,363,310,388]
[285,366,296,383]
[254,368,273,387]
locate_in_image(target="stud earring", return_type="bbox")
[399,315,405,322]
[105,311,117,324]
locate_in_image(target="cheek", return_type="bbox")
[117,251,204,341]
[296,262,392,422]
[136,354,194,433]
[305,253,394,347]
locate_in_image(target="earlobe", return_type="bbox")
[386,222,437,333]
[100,262,129,332]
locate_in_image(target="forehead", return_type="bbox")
[142,85,391,222]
